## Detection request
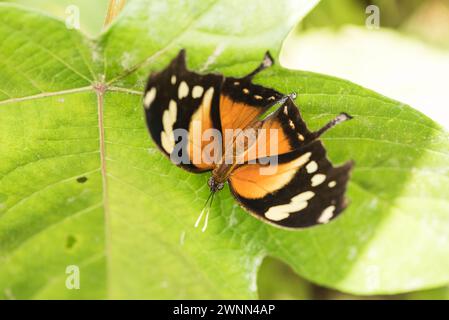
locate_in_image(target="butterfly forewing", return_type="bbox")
[219,76,283,132]
[143,50,223,172]
[242,98,315,163]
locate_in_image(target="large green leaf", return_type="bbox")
[1,0,448,300]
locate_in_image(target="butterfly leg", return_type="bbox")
[313,113,353,138]
[244,51,275,79]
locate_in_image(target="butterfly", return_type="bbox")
[143,49,354,231]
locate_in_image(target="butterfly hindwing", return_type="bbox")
[143,50,223,172]
[228,98,353,228]
[230,142,353,228]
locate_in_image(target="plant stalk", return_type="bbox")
[103,0,127,28]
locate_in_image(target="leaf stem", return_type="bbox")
[103,0,127,28]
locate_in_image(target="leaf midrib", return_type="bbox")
[93,83,111,297]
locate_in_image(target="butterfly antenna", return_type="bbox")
[201,192,215,232]
[260,92,297,120]
[244,51,274,79]
[194,191,214,229]
[313,112,353,138]
[277,92,297,105]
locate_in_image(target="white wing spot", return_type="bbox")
[265,210,289,222]
[318,205,335,224]
[264,191,315,221]
[328,181,337,188]
[288,119,295,129]
[283,106,288,115]
[243,88,249,94]
[178,81,189,99]
[311,174,326,187]
[187,88,214,159]
[234,81,240,86]
[171,75,177,85]
[306,161,318,174]
[254,95,263,100]
[161,132,174,154]
[144,87,156,109]
[168,100,177,121]
[160,100,177,153]
[298,134,305,141]
[192,85,204,98]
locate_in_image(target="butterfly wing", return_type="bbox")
[228,99,353,228]
[144,50,285,171]
[242,98,316,162]
[143,50,223,172]
[218,76,283,133]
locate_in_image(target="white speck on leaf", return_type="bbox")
[368,198,379,210]
[200,44,226,72]
[147,148,158,155]
[121,52,134,70]
[347,246,358,260]
[89,41,102,63]
[228,203,239,227]
[179,231,186,246]
[247,255,265,293]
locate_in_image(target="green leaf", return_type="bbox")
[0,0,448,300]
[0,0,319,299]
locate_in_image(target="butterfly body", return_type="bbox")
[143,49,354,230]
[210,118,264,185]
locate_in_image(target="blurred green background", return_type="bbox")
[1,0,109,36]
[2,0,448,299]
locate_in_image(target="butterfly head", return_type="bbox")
[208,176,224,193]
